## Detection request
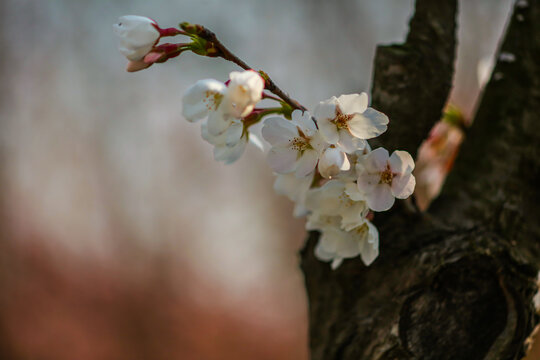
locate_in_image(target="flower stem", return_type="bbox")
[262,93,284,103]
[195,26,307,112]
[243,107,285,128]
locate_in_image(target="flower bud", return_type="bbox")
[113,15,160,61]
[222,71,264,118]
[318,147,350,179]
[125,59,152,72]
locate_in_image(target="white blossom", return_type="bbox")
[206,71,263,136]
[314,93,388,153]
[182,79,227,122]
[273,173,313,217]
[312,216,379,269]
[262,110,324,178]
[356,147,416,212]
[181,71,264,164]
[182,71,264,137]
[221,71,265,118]
[305,180,368,232]
[113,16,160,61]
[201,122,247,164]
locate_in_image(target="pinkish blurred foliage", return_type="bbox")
[0,238,307,360]
[414,107,467,210]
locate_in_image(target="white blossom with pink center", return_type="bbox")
[262,110,324,178]
[314,93,388,154]
[356,148,416,212]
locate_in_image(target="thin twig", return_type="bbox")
[198,27,307,112]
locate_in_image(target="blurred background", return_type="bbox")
[0,0,513,359]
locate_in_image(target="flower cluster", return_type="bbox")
[114,16,416,269]
[263,94,415,269]
[182,70,264,163]
[181,71,415,269]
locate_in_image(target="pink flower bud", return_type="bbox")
[126,60,152,72]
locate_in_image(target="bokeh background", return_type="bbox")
[0,1,513,359]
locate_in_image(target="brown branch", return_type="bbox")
[198,27,307,111]
[369,0,458,157]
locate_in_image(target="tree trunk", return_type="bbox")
[300,1,540,359]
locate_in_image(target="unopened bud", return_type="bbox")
[126,59,152,72]
[318,147,350,179]
[180,22,204,35]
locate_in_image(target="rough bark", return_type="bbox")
[301,1,540,359]
[369,0,457,157]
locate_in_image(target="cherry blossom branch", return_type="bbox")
[194,25,307,112]
[243,107,284,128]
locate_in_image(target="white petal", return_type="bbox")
[248,133,265,151]
[341,202,369,231]
[389,150,415,174]
[293,204,309,218]
[360,238,379,266]
[331,258,344,270]
[356,173,379,196]
[345,182,364,201]
[273,173,311,218]
[337,93,368,114]
[318,148,347,179]
[308,131,327,153]
[228,70,264,102]
[214,137,247,164]
[366,221,379,244]
[207,109,233,136]
[221,91,252,118]
[305,181,344,214]
[362,147,389,172]
[305,212,321,231]
[201,122,226,145]
[391,173,416,199]
[360,221,379,265]
[182,79,227,122]
[267,147,298,174]
[292,110,317,135]
[318,118,339,145]
[113,16,160,61]
[320,235,338,254]
[341,154,351,171]
[118,43,154,61]
[366,184,395,212]
[225,122,244,146]
[239,104,255,118]
[273,173,310,199]
[347,109,389,139]
[306,213,342,232]
[338,129,367,154]
[261,117,297,145]
[295,149,319,178]
[317,159,339,180]
[314,98,337,121]
[314,240,335,262]
[115,15,156,24]
[226,71,264,117]
[335,235,361,258]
